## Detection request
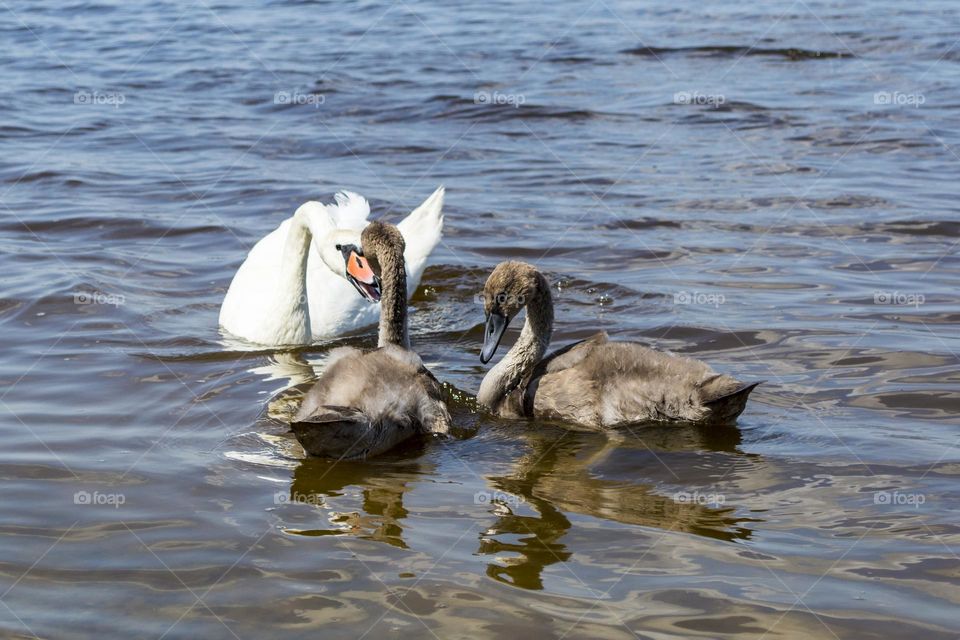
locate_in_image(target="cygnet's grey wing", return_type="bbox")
[583,342,723,424]
[292,346,449,458]
[528,340,753,427]
[517,333,609,421]
[415,368,451,435]
[701,380,763,423]
[379,345,451,435]
[291,405,374,459]
[296,348,417,421]
[292,348,394,459]
[294,347,364,422]
[531,332,609,379]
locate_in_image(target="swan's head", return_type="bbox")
[334,241,381,302]
[314,228,360,274]
[311,227,381,302]
[480,261,540,364]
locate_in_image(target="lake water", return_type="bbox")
[1,0,958,638]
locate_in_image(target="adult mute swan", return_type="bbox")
[477,261,760,427]
[219,186,444,346]
[291,221,450,459]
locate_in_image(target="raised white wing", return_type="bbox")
[398,186,445,295]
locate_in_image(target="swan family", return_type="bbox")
[224,188,760,459]
[219,187,443,346]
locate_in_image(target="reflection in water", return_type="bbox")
[480,433,582,590]
[478,425,758,590]
[250,351,322,389]
[287,447,430,549]
[280,416,760,591]
[479,486,573,590]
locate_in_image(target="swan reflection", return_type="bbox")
[475,425,756,590]
[280,415,758,586]
[284,448,430,549]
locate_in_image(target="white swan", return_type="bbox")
[219,187,444,346]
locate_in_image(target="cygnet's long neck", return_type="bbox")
[477,275,553,411]
[375,239,409,348]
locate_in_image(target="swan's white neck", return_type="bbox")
[477,279,553,412]
[272,209,315,342]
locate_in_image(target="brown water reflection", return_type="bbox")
[480,430,756,590]
[288,454,431,548]
[284,422,762,591]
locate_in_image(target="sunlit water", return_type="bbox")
[1,0,958,638]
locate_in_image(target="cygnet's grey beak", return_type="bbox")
[480,311,509,364]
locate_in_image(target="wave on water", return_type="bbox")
[623,44,853,60]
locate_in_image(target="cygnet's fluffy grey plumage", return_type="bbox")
[291,221,450,459]
[477,261,759,428]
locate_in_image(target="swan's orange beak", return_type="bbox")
[338,244,381,302]
[347,252,375,284]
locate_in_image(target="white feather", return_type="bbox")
[397,185,444,298]
[327,191,370,229]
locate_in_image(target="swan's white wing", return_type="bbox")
[398,186,445,296]
[329,191,371,230]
